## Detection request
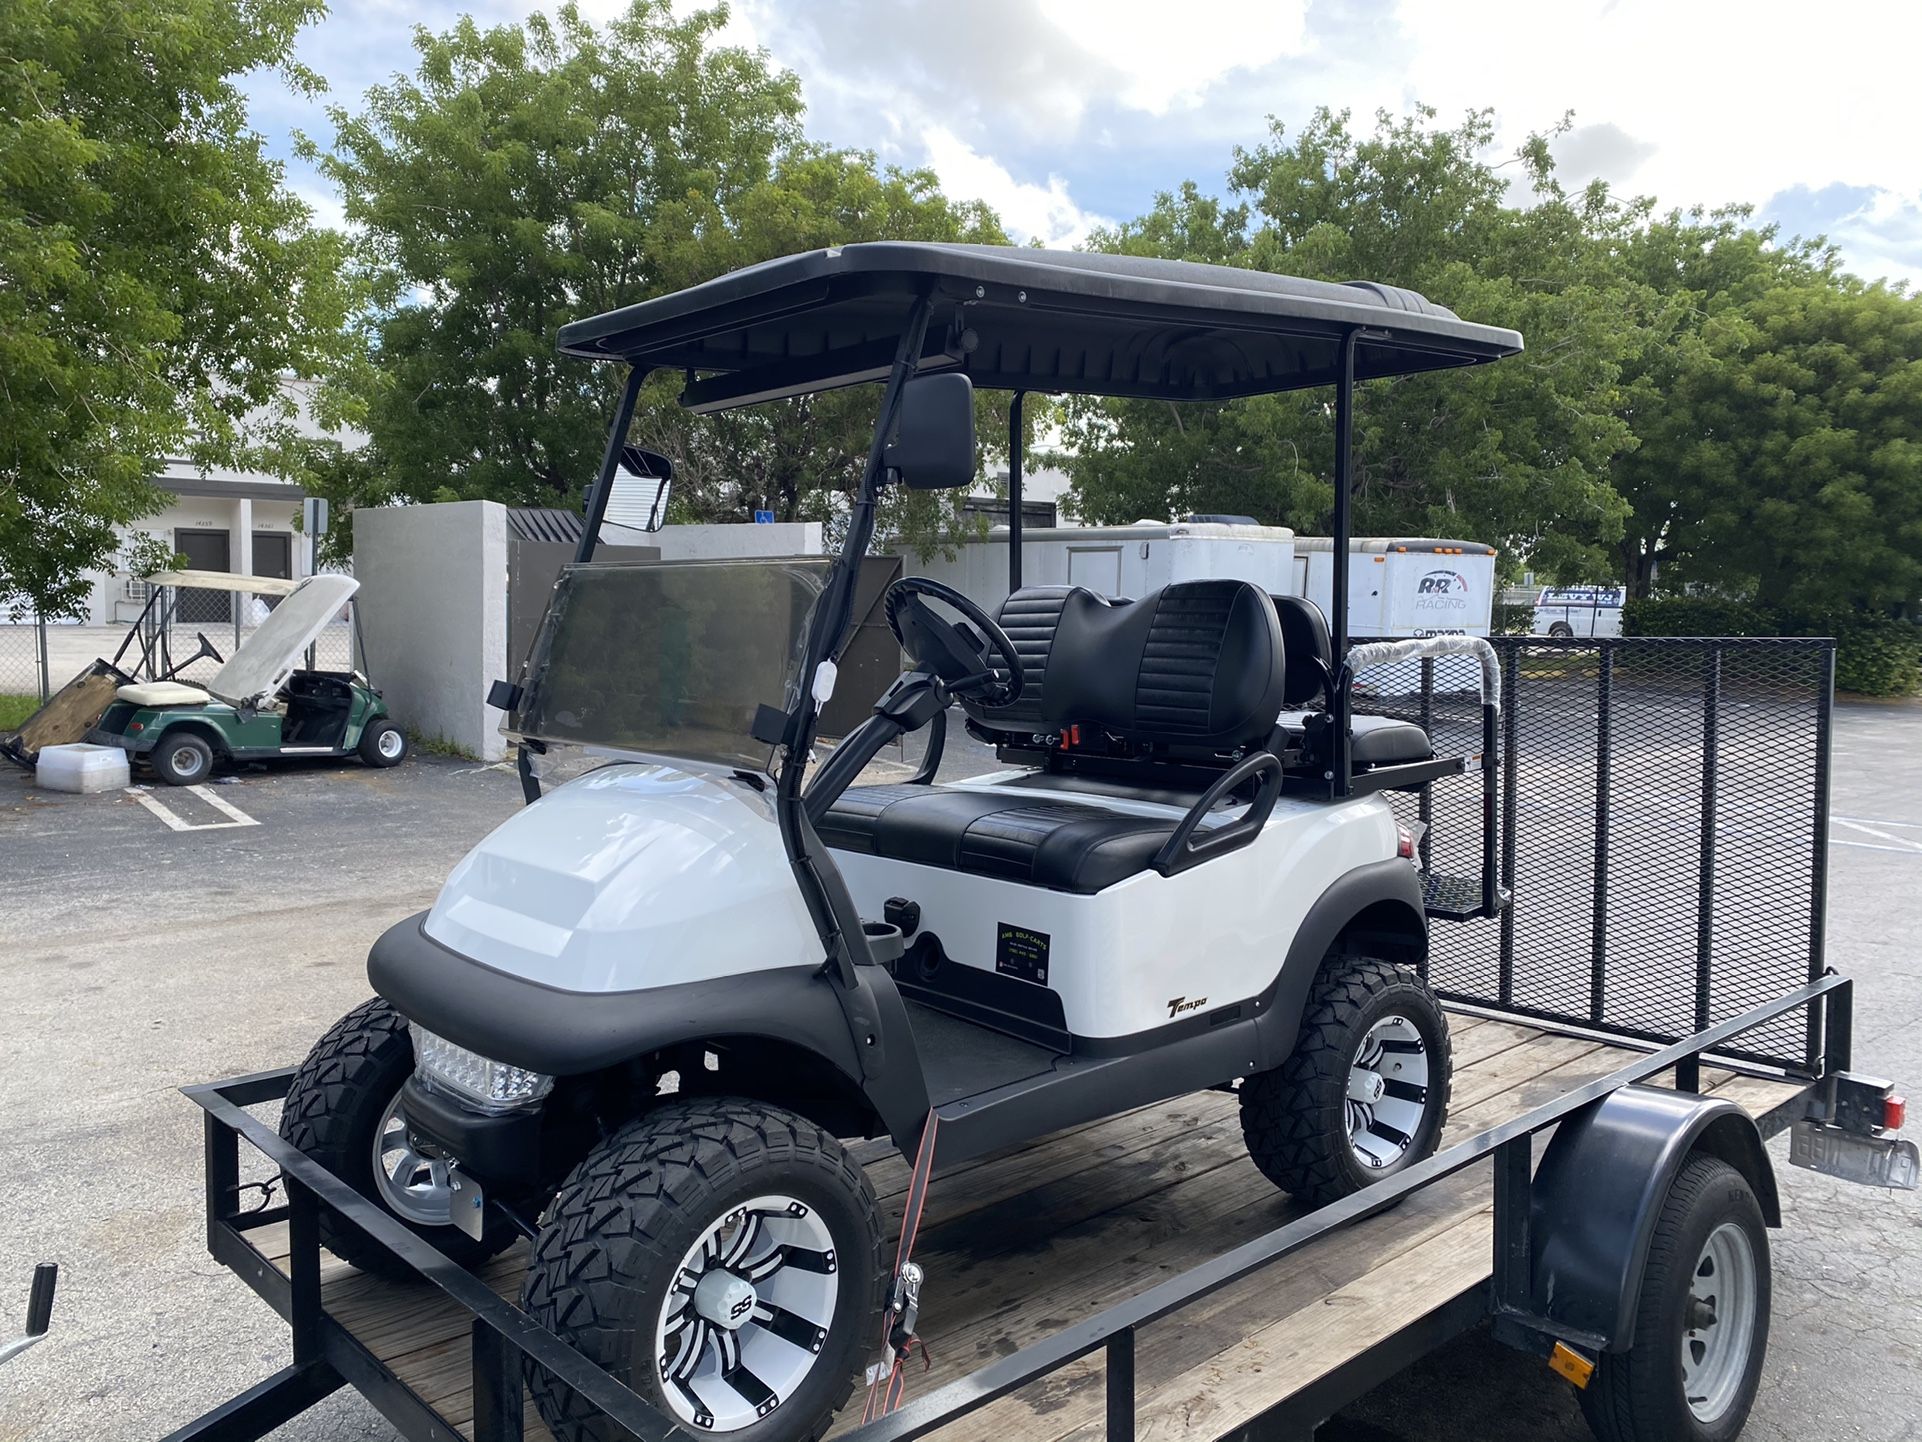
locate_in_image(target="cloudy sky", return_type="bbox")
[245,0,1922,289]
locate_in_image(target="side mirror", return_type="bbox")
[590,446,674,533]
[886,373,976,490]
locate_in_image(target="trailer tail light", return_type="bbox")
[1397,826,1415,859]
[1887,1095,1907,1131]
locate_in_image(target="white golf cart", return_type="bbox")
[279,245,1519,1442]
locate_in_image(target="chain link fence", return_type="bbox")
[1354,636,1833,1075]
[0,619,49,712]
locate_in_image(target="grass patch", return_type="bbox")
[408,730,478,761]
[0,693,40,730]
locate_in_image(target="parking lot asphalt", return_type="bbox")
[2,702,1918,1442]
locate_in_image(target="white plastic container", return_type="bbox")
[36,742,131,794]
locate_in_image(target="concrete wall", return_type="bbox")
[354,501,508,762]
[650,522,823,560]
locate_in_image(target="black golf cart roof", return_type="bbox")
[557,243,1523,412]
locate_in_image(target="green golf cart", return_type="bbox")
[89,573,406,785]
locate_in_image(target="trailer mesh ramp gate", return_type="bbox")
[195,1010,1810,1442]
[1356,636,1833,1074]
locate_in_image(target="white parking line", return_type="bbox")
[1835,814,1922,830]
[126,785,260,832]
[1834,817,1922,853]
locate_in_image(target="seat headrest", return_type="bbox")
[1043,579,1285,751]
[1271,594,1333,706]
[962,586,1079,736]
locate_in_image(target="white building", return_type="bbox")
[76,378,353,626]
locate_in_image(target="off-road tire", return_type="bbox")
[1581,1155,1771,1442]
[522,1098,886,1442]
[1239,955,1452,1206]
[154,729,215,786]
[278,998,517,1280]
[359,717,408,767]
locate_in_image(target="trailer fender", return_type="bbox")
[1527,1084,1780,1350]
[1253,858,1426,1068]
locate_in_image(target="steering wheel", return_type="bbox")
[884,577,1024,708]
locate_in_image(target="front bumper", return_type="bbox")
[398,1075,543,1193]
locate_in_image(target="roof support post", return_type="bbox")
[1008,390,1026,593]
[1329,330,1358,799]
[777,292,935,987]
[575,364,647,564]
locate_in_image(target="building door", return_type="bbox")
[252,532,293,613]
[174,529,231,624]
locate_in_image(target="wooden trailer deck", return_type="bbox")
[245,1013,1809,1442]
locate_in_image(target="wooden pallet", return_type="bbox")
[249,1015,1807,1442]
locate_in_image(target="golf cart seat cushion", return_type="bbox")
[1042,580,1285,751]
[1276,710,1435,765]
[116,681,211,706]
[821,783,1212,894]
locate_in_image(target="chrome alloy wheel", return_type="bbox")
[1344,1014,1431,1170]
[370,1086,455,1226]
[1682,1220,1759,1424]
[656,1195,839,1432]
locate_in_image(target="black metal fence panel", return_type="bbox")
[1353,637,1833,1075]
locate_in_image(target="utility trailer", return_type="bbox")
[161,245,1914,1442]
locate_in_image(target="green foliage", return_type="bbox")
[321,0,1010,556]
[1642,277,1922,613]
[0,694,38,731]
[1626,596,1921,696]
[1060,106,1922,626]
[1059,108,1637,578]
[0,0,362,616]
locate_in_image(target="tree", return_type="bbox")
[1674,277,1922,613]
[0,0,360,618]
[1059,108,1657,580]
[320,0,1009,555]
[1602,208,1831,597]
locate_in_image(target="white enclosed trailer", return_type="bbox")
[1294,536,1498,637]
[910,521,1299,617]
[908,525,1496,637]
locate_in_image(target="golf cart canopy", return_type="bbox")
[148,569,303,597]
[556,242,1524,411]
[205,573,358,707]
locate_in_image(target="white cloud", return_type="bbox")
[1030,0,1309,115]
[920,127,1110,246]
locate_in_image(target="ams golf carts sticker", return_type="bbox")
[995,924,1050,985]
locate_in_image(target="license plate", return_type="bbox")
[448,1170,487,1241]
[1789,1122,1920,1190]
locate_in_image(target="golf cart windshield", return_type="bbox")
[206,573,359,706]
[506,558,832,774]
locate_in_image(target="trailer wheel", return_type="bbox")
[277,998,517,1281]
[1239,955,1451,1206]
[1581,1154,1770,1442]
[522,1098,885,1442]
[153,730,215,786]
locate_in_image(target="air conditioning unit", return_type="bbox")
[124,576,153,602]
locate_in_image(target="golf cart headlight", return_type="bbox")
[410,1024,554,1109]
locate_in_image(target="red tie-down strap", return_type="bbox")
[863,1111,940,1422]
